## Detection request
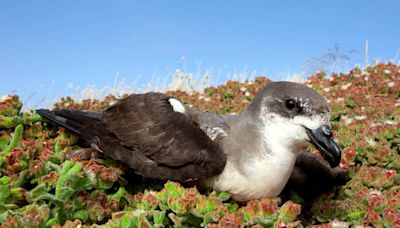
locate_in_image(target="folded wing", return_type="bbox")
[37,93,227,181]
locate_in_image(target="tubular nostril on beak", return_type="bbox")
[321,125,332,137]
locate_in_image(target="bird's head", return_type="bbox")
[247,81,341,167]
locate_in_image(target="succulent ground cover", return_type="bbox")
[0,63,399,227]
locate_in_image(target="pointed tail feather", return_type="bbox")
[36,109,102,139]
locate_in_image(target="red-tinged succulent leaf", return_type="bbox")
[0,216,19,228]
[0,95,22,117]
[218,213,244,227]
[53,219,83,228]
[168,197,191,215]
[87,191,121,223]
[364,209,381,224]
[98,167,122,183]
[27,159,46,178]
[37,171,59,190]
[278,201,301,223]
[138,191,160,211]
[0,63,400,226]
[238,199,280,226]
[37,139,55,162]
[0,204,50,228]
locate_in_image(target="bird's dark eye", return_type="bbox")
[285,99,296,110]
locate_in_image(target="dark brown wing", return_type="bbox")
[280,151,348,203]
[101,92,226,181]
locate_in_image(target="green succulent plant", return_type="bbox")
[0,63,399,227]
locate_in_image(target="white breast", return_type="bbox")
[204,120,301,201]
[208,147,297,201]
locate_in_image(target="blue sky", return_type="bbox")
[1,1,399,108]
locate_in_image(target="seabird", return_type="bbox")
[37,81,342,202]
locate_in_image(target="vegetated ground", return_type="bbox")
[0,63,399,227]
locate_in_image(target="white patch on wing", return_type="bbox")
[168,98,186,113]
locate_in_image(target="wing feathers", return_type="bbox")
[37,93,226,181]
[103,93,226,177]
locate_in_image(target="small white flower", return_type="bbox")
[336,98,345,103]
[341,83,352,90]
[354,116,366,121]
[133,209,147,216]
[342,116,353,125]
[330,219,349,228]
[370,122,381,127]
[0,95,10,102]
[85,170,97,184]
[388,81,395,87]
[365,137,376,146]
[369,189,382,196]
[384,120,397,125]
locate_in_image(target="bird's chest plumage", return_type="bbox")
[207,146,297,202]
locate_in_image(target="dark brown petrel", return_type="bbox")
[37,81,342,201]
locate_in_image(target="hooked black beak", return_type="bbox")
[305,125,342,168]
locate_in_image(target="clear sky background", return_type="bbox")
[1,1,399,108]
